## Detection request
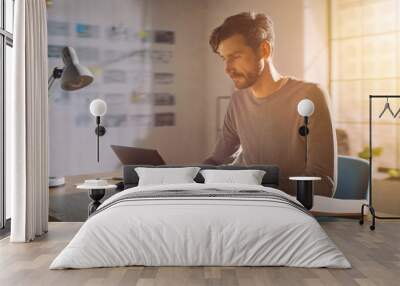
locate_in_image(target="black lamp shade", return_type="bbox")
[60,47,94,91]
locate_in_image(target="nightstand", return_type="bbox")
[289,176,321,210]
[77,181,117,216]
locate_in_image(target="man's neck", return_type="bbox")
[250,62,285,98]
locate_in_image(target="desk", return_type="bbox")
[49,170,122,222]
[49,170,371,221]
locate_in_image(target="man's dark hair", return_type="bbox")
[209,12,274,54]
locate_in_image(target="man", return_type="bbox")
[203,12,337,197]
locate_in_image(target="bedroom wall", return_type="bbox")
[136,0,208,166]
[47,0,152,177]
[119,0,324,167]
[47,0,328,176]
[47,0,208,177]
[303,0,329,91]
[203,0,306,156]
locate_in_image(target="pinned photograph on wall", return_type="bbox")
[129,114,153,126]
[153,30,175,44]
[151,50,173,64]
[138,30,151,42]
[103,114,128,128]
[130,91,150,104]
[76,23,100,38]
[103,70,127,84]
[75,47,100,62]
[103,50,144,65]
[154,92,175,106]
[105,25,137,41]
[48,20,70,36]
[128,70,152,86]
[48,45,64,58]
[155,112,175,127]
[105,93,125,104]
[103,50,123,62]
[154,72,174,85]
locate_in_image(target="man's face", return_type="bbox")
[217,34,264,89]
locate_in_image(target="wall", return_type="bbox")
[137,0,208,166]
[303,0,329,92]
[47,0,208,177]
[47,0,329,176]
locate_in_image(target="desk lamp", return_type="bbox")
[48,47,94,187]
[48,47,93,91]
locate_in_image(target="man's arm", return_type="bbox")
[305,85,337,197]
[203,101,240,165]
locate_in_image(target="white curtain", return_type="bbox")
[8,0,49,242]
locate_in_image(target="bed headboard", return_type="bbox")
[123,165,279,189]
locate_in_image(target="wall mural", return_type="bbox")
[47,0,176,176]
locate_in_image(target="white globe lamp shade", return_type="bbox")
[90,99,107,117]
[297,99,315,117]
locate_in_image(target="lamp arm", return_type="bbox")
[48,74,54,86]
[48,75,56,91]
[93,49,147,70]
[48,67,64,92]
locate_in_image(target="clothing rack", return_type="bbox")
[360,95,400,230]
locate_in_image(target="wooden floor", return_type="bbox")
[0,220,399,286]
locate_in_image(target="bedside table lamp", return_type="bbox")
[48,46,94,187]
[89,99,107,162]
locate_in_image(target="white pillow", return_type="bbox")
[200,169,266,185]
[135,167,201,186]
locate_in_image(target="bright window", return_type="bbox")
[331,0,400,172]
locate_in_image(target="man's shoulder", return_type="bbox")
[288,77,324,92]
[231,88,249,97]
[287,77,328,100]
[229,88,250,103]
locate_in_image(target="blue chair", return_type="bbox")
[334,155,369,200]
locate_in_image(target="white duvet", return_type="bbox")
[50,183,351,269]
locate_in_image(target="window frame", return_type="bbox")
[0,0,13,230]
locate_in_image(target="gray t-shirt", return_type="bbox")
[204,77,337,197]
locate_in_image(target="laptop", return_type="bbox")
[110,145,166,165]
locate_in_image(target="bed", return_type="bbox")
[49,165,351,269]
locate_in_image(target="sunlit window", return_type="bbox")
[331,0,400,173]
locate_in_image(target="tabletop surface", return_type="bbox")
[289,176,322,181]
[49,171,362,220]
[77,184,117,190]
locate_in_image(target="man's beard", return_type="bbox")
[230,62,263,89]
[231,71,259,89]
